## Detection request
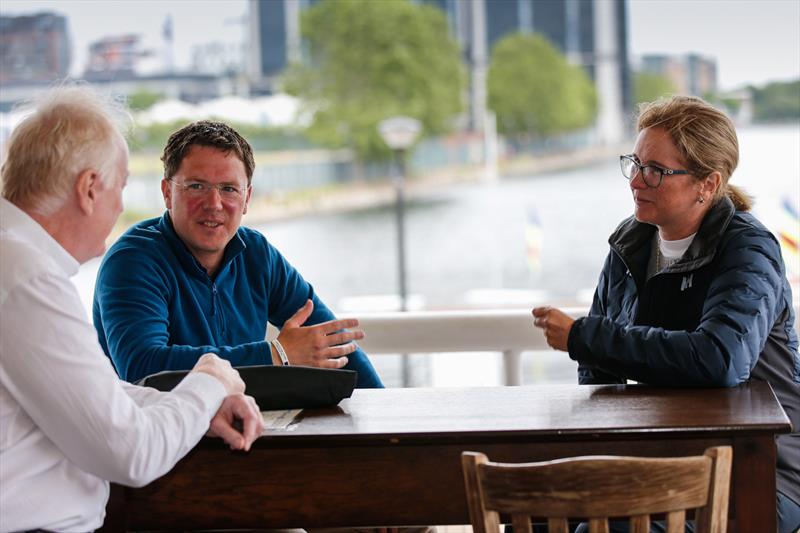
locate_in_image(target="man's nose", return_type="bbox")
[203,187,224,208]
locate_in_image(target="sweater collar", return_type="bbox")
[157,211,246,279]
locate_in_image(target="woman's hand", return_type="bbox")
[532,306,575,352]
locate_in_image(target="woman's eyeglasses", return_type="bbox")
[620,154,691,188]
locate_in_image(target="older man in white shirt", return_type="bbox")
[0,87,264,532]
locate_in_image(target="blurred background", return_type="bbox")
[1,0,798,387]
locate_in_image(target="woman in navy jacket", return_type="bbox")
[533,96,799,533]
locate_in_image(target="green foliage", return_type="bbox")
[751,79,800,122]
[127,88,165,111]
[633,72,676,104]
[283,0,465,161]
[704,91,742,115]
[487,33,597,137]
[128,119,312,154]
[720,97,742,115]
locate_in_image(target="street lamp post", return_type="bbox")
[393,153,408,312]
[378,116,422,313]
[378,117,421,387]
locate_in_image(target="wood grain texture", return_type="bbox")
[461,447,730,533]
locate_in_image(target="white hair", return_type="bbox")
[1,84,131,215]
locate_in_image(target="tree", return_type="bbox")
[487,33,597,137]
[751,79,800,122]
[127,88,164,111]
[283,0,465,161]
[633,72,676,104]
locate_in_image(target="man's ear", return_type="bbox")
[161,178,172,210]
[75,168,99,215]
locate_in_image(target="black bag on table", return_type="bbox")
[137,365,357,410]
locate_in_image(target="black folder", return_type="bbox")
[138,365,357,410]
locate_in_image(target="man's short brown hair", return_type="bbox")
[161,120,255,184]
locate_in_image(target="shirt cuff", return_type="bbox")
[173,371,228,415]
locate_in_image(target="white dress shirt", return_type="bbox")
[0,199,227,532]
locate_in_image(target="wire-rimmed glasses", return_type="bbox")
[166,177,247,202]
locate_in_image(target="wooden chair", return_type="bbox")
[461,446,732,533]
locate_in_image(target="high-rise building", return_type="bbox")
[249,0,316,94]
[84,35,142,77]
[641,53,718,97]
[0,12,71,85]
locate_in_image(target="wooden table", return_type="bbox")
[105,381,790,531]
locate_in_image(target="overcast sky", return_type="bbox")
[2,0,799,91]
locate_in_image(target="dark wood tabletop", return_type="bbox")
[108,381,790,532]
[246,382,790,443]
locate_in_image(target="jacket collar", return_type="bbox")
[609,196,736,278]
[157,211,246,280]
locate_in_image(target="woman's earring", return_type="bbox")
[698,196,705,204]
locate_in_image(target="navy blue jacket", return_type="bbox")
[93,213,383,389]
[569,196,799,503]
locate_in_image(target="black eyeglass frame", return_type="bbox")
[619,154,691,188]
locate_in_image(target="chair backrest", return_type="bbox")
[461,446,732,533]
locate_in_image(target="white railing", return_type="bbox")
[356,303,800,386]
[357,308,583,386]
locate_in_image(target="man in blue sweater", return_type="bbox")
[93,120,383,388]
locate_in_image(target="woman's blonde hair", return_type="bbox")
[637,95,752,211]
[1,85,130,215]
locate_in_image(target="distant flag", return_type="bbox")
[525,206,543,273]
[777,194,800,288]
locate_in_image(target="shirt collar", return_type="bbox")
[0,198,80,276]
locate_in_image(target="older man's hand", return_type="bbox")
[532,306,575,352]
[208,394,263,451]
[273,299,364,369]
[191,353,245,396]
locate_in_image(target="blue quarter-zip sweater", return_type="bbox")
[92,212,383,388]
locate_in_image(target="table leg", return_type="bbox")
[732,436,777,533]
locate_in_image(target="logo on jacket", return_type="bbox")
[681,274,694,291]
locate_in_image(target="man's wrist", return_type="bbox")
[271,338,290,366]
[268,342,280,365]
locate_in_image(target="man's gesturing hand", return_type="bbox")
[274,299,364,369]
[208,394,263,451]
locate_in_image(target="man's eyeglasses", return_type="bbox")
[619,155,691,188]
[167,178,247,201]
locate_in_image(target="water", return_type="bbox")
[72,125,800,387]
[256,124,800,311]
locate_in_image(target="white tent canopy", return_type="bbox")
[134,94,304,128]
[135,99,198,125]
